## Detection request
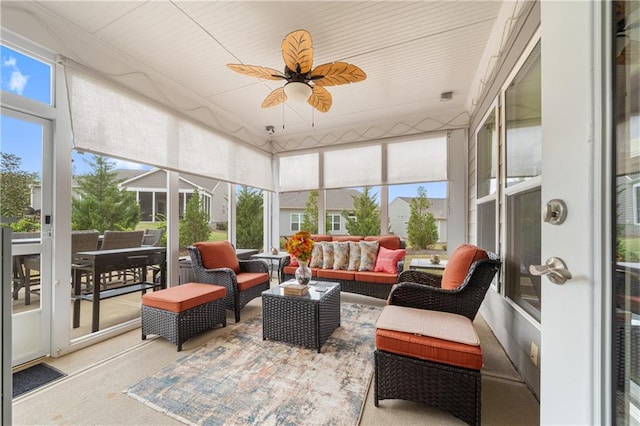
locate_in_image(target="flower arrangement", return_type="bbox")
[285,231,315,263]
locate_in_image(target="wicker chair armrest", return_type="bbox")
[398,269,443,288]
[388,282,466,313]
[193,267,238,286]
[239,259,269,274]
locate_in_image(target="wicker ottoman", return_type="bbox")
[141,282,226,351]
[374,306,483,426]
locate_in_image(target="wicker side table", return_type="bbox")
[262,281,340,352]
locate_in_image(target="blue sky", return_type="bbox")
[1,44,447,200]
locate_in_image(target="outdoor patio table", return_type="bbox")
[251,251,290,282]
[72,246,167,332]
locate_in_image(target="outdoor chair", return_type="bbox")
[11,232,41,305]
[100,230,144,288]
[142,228,164,247]
[70,230,100,293]
[374,244,502,425]
[188,241,270,323]
[392,244,502,321]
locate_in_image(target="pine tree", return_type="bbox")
[302,190,319,233]
[71,155,140,232]
[236,186,263,249]
[341,187,380,236]
[407,186,439,249]
[179,189,211,248]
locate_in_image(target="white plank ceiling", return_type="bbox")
[2,1,509,154]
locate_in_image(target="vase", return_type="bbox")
[295,263,312,286]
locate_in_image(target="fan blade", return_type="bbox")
[281,29,314,74]
[307,85,332,113]
[227,64,285,81]
[261,87,287,108]
[310,62,366,86]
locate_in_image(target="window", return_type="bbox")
[1,45,52,105]
[328,214,341,232]
[503,40,542,321]
[505,42,541,187]
[634,184,640,225]
[476,107,498,255]
[290,213,302,232]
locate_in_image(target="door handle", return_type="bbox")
[529,257,572,285]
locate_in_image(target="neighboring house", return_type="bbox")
[616,173,640,238]
[117,169,228,228]
[32,169,229,228]
[388,197,447,243]
[279,189,361,237]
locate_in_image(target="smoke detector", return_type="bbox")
[440,91,453,101]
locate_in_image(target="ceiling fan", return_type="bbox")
[227,29,366,113]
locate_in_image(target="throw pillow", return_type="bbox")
[309,242,324,268]
[441,244,489,290]
[347,241,361,271]
[374,246,407,274]
[193,241,240,273]
[322,241,335,269]
[358,241,379,271]
[333,241,350,270]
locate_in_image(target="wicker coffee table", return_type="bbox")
[262,280,340,352]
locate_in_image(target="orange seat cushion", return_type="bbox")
[236,272,269,291]
[142,283,226,313]
[283,265,320,277]
[317,269,356,281]
[441,244,488,290]
[375,306,482,370]
[194,241,241,274]
[355,271,398,284]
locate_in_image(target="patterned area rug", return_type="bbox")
[125,302,381,425]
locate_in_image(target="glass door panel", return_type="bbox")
[1,108,52,365]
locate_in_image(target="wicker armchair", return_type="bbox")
[393,250,501,321]
[188,241,270,323]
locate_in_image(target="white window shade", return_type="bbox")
[65,66,274,191]
[66,70,170,168]
[279,153,319,191]
[387,136,447,184]
[324,146,381,188]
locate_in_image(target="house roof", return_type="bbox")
[395,196,447,219]
[280,189,362,210]
[115,168,223,192]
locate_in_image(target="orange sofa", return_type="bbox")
[281,235,406,299]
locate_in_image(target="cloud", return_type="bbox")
[2,56,29,95]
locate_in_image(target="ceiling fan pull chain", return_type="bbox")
[282,104,285,130]
[312,107,315,128]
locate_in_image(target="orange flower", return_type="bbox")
[285,231,315,263]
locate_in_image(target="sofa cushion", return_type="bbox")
[374,246,407,274]
[365,235,402,250]
[193,241,240,274]
[441,244,488,290]
[332,236,364,242]
[347,241,361,271]
[311,234,333,242]
[333,241,350,270]
[317,269,356,281]
[358,241,379,271]
[375,305,482,370]
[322,242,335,269]
[355,271,398,284]
[309,243,324,268]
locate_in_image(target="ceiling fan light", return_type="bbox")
[284,82,312,103]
